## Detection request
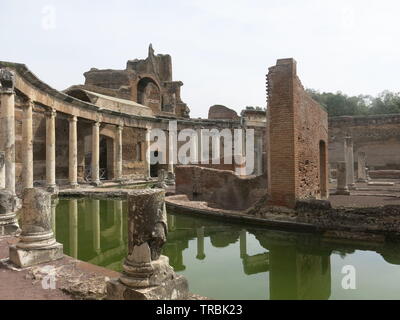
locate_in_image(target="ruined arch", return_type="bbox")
[137,77,161,113]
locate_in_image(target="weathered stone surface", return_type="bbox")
[107,274,188,300]
[208,105,239,120]
[107,189,188,300]
[0,190,20,236]
[9,188,63,267]
[357,152,368,182]
[335,162,350,195]
[175,166,267,210]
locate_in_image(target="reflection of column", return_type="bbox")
[114,125,123,181]
[240,230,247,258]
[91,121,101,185]
[0,83,16,194]
[114,200,123,245]
[51,198,59,237]
[145,129,151,178]
[46,109,57,192]
[22,99,34,189]
[344,137,355,189]
[167,214,176,232]
[69,199,78,258]
[196,227,206,260]
[92,199,101,253]
[69,116,79,188]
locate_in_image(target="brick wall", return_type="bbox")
[266,59,328,208]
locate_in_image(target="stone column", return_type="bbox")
[9,188,63,267]
[69,199,78,258]
[91,121,101,186]
[68,116,79,188]
[107,189,189,300]
[196,226,205,260]
[335,162,350,195]
[46,109,57,193]
[0,190,20,236]
[145,128,151,179]
[92,199,101,253]
[0,152,5,189]
[0,70,16,195]
[357,152,367,183]
[240,230,247,258]
[344,136,355,189]
[114,125,123,182]
[168,130,176,174]
[22,99,34,189]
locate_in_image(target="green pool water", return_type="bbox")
[54,198,400,300]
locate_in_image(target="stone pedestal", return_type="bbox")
[107,189,188,300]
[335,162,350,195]
[9,188,63,268]
[0,190,20,236]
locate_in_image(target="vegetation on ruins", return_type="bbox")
[307,89,400,117]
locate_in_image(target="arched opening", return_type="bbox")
[319,140,327,199]
[137,77,161,113]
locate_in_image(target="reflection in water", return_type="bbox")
[55,198,400,300]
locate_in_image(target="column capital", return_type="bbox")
[68,115,78,123]
[0,69,15,94]
[22,98,34,109]
[93,121,101,127]
[45,108,57,118]
[117,124,124,131]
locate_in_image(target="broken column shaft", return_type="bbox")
[107,189,188,300]
[9,188,63,268]
[335,162,350,195]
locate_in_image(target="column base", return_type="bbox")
[357,179,367,183]
[47,185,59,194]
[68,183,80,189]
[9,242,63,268]
[106,275,188,300]
[0,213,20,237]
[335,188,351,195]
[91,181,102,187]
[348,184,357,190]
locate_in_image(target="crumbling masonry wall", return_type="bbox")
[175,166,267,210]
[266,59,328,208]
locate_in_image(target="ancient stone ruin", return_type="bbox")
[266,59,328,208]
[9,188,63,268]
[107,189,188,300]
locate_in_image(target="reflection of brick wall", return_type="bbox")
[175,166,266,210]
[267,59,328,208]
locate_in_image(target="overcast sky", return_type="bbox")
[1,0,400,118]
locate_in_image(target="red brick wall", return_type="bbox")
[266,59,328,208]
